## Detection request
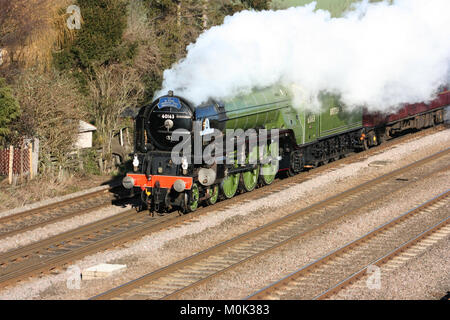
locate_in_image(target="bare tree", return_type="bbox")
[88,64,144,168]
[12,70,87,170]
[124,0,163,79]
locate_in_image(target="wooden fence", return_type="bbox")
[0,139,39,184]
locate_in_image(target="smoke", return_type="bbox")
[156,0,450,113]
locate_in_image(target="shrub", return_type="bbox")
[54,0,130,72]
[79,149,101,175]
[0,77,20,139]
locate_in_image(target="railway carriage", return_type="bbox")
[362,89,449,147]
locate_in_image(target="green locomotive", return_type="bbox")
[124,86,366,212]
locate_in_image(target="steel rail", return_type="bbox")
[313,216,450,300]
[0,195,114,241]
[0,184,124,242]
[0,188,110,225]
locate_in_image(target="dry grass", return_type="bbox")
[0,0,75,72]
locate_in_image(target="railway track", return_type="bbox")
[91,148,450,300]
[0,186,121,241]
[247,190,450,300]
[0,208,179,289]
[0,127,446,292]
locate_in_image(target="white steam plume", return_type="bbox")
[156,0,450,112]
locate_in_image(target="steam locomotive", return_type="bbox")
[123,86,449,213]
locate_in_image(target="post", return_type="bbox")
[20,144,24,183]
[8,145,13,184]
[29,142,33,179]
[177,1,181,27]
[31,138,39,178]
[203,0,208,29]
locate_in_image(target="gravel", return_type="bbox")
[330,234,450,300]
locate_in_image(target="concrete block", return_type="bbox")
[368,160,390,167]
[82,263,127,280]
